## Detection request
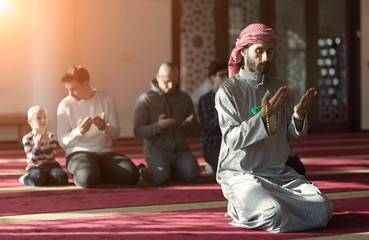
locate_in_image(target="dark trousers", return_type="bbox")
[286,154,306,175]
[24,162,69,186]
[142,146,200,185]
[201,145,220,173]
[66,151,139,188]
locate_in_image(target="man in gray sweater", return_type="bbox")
[133,62,200,185]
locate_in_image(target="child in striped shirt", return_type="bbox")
[19,106,68,186]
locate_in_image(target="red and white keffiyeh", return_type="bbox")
[228,23,277,77]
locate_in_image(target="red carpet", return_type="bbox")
[0,183,224,216]
[308,174,369,194]
[0,197,368,240]
[1,132,369,239]
[304,159,369,172]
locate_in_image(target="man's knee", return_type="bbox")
[315,198,334,227]
[230,200,283,231]
[114,161,140,185]
[67,153,99,187]
[147,166,171,185]
[101,154,139,185]
[175,154,200,182]
[73,167,100,188]
[177,168,199,182]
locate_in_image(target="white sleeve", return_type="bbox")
[56,100,83,149]
[103,94,120,140]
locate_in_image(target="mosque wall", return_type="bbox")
[0,0,171,140]
[361,0,369,130]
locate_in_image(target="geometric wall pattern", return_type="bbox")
[274,0,307,104]
[179,0,215,93]
[317,0,348,123]
[228,0,260,55]
[177,0,348,128]
[228,0,307,105]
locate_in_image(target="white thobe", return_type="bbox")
[215,69,333,233]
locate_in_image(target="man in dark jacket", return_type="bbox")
[133,62,200,185]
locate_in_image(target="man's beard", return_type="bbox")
[246,56,270,74]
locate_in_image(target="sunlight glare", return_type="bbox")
[0,0,10,13]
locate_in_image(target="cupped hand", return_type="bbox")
[157,114,176,129]
[93,112,106,131]
[294,88,317,119]
[78,116,93,134]
[259,86,290,118]
[181,114,194,127]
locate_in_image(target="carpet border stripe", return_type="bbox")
[1,190,369,224]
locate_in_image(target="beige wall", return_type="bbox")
[361,0,369,130]
[0,0,33,140]
[0,0,171,140]
[74,0,171,137]
[1,0,367,140]
[31,0,76,136]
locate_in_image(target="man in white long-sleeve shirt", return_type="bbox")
[57,65,139,188]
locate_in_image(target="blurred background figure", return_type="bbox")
[197,60,228,175]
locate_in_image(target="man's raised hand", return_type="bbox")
[157,114,176,129]
[259,86,290,118]
[294,88,317,119]
[78,116,93,134]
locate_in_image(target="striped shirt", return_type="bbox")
[22,131,57,170]
[197,89,222,147]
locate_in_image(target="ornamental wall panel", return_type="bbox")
[317,0,348,123]
[180,0,215,93]
[274,0,306,104]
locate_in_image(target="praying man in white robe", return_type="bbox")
[215,23,334,233]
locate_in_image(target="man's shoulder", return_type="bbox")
[220,76,240,91]
[171,90,193,104]
[90,91,116,106]
[175,89,192,98]
[265,75,285,85]
[199,90,214,101]
[95,90,114,99]
[137,89,157,101]
[58,95,74,108]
